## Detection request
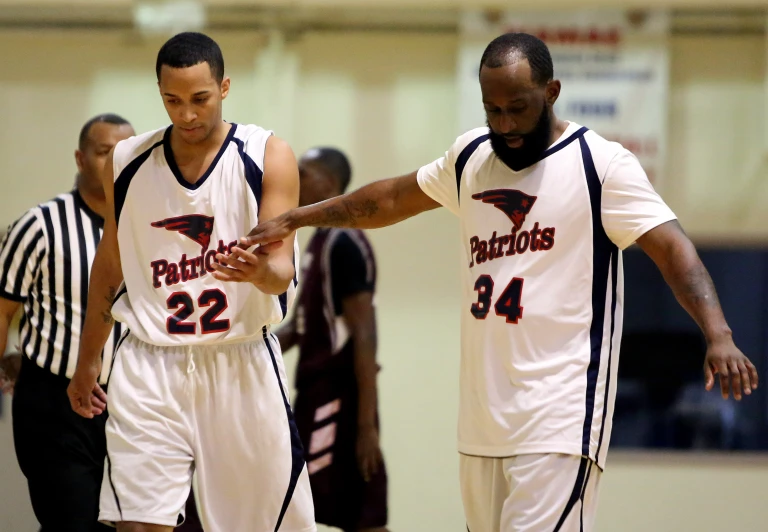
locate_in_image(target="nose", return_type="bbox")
[496,112,517,135]
[181,105,197,124]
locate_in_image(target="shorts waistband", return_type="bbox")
[124,326,274,354]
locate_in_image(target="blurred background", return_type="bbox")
[0,0,766,530]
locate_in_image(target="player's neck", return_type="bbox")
[76,178,107,219]
[549,116,569,146]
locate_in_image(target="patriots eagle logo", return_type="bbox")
[471,189,537,231]
[151,214,215,250]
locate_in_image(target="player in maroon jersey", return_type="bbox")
[277,148,388,532]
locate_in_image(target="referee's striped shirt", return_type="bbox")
[0,190,122,384]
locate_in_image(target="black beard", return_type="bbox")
[488,107,553,172]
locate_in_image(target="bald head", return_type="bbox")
[479,33,554,86]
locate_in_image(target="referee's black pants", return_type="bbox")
[12,355,111,532]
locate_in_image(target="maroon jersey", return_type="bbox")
[294,228,376,388]
[292,228,387,530]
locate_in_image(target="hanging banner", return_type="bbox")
[458,9,670,187]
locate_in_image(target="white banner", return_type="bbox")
[458,9,670,187]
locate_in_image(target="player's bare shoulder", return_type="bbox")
[265,135,296,161]
[263,134,299,178]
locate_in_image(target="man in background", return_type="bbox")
[0,114,133,531]
[277,147,389,532]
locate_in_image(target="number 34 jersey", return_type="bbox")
[417,122,676,467]
[110,123,298,347]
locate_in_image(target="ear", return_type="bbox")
[74,149,85,174]
[545,79,561,106]
[220,76,231,100]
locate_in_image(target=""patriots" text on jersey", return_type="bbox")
[469,223,556,268]
[150,238,239,288]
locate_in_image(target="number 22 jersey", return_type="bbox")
[417,122,676,467]
[110,123,298,347]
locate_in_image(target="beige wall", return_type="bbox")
[0,27,766,532]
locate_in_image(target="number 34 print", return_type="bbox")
[471,276,524,323]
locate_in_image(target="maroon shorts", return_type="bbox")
[294,374,388,531]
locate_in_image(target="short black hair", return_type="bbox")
[78,113,131,150]
[479,33,554,86]
[306,147,352,192]
[156,32,225,83]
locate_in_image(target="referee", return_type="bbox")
[0,114,134,531]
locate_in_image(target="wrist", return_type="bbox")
[285,210,301,232]
[705,326,733,346]
[76,351,102,370]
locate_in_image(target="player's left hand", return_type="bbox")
[356,425,383,482]
[210,241,284,284]
[704,336,758,400]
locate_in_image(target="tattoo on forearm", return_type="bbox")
[101,286,117,325]
[345,199,379,220]
[321,199,379,228]
[319,205,351,226]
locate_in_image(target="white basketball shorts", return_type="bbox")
[460,453,601,532]
[99,329,316,532]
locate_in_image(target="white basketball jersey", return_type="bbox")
[418,122,676,467]
[110,123,298,347]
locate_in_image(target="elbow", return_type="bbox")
[260,263,295,295]
[264,281,293,296]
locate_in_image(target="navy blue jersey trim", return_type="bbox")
[231,128,265,210]
[579,135,619,457]
[106,328,129,388]
[454,127,588,202]
[500,126,589,172]
[278,292,288,320]
[163,123,237,191]
[541,126,589,160]
[455,134,490,203]
[553,456,589,532]
[277,247,298,321]
[595,248,619,465]
[106,454,123,521]
[263,328,305,531]
[114,140,164,226]
[113,283,127,305]
[579,461,594,531]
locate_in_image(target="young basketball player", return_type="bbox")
[238,33,758,531]
[67,32,316,532]
[277,148,388,532]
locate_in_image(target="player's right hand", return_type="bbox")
[239,212,296,249]
[68,364,107,418]
[357,425,383,482]
[0,353,22,395]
